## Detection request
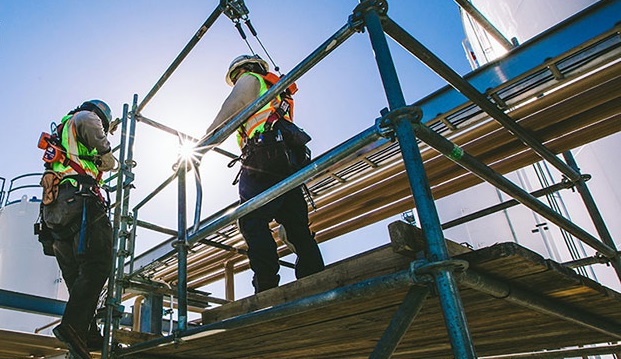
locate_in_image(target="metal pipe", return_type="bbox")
[191,159,203,234]
[562,150,621,281]
[128,208,140,276]
[136,219,178,236]
[196,21,356,155]
[479,343,621,359]
[453,0,515,50]
[132,296,145,332]
[133,172,177,211]
[126,280,230,306]
[136,114,238,159]
[370,286,430,359]
[0,288,65,317]
[442,181,574,229]
[176,159,189,332]
[459,269,621,338]
[563,254,608,269]
[411,121,618,259]
[128,124,380,279]
[103,102,129,359]
[116,270,414,356]
[136,4,225,113]
[381,16,581,183]
[364,7,477,359]
[35,319,61,334]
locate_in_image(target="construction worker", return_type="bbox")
[206,54,325,293]
[39,100,116,359]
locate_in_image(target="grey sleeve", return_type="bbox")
[205,74,261,138]
[73,111,112,154]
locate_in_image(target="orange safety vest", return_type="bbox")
[236,72,296,148]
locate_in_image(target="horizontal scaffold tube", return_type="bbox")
[458,269,621,339]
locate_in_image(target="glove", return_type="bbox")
[108,118,120,135]
[97,152,118,172]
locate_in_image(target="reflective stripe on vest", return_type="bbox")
[236,72,293,148]
[51,115,100,181]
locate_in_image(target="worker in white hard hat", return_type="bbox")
[206,54,324,293]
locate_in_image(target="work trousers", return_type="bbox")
[45,184,112,340]
[238,169,324,292]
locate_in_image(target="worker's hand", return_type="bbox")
[108,118,120,135]
[96,152,118,172]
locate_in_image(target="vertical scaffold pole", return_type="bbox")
[175,156,189,332]
[103,102,129,359]
[362,5,477,358]
[563,151,621,282]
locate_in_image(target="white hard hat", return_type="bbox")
[225,54,269,86]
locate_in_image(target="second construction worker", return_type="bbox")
[205,54,325,293]
[38,100,116,359]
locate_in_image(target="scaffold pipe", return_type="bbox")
[363,5,477,359]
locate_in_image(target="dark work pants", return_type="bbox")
[238,169,324,292]
[47,185,112,340]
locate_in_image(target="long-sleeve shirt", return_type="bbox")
[72,110,111,154]
[205,74,261,140]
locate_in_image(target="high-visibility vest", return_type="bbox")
[236,72,293,148]
[51,114,101,182]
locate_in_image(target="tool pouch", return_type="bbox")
[242,130,292,181]
[40,170,62,205]
[42,182,84,240]
[270,118,311,149]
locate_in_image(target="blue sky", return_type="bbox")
[0,1,470,181]
[0,1,472,296]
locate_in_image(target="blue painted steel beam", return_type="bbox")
[0,288,65,317]
[370,286,430,358]
[363,5,477,359]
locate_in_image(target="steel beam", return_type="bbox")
[370,286,430,358]
[363,5,477,358]
[0,289,65,317]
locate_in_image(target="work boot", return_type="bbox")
[252,274,280,293]
[52,324,92,359]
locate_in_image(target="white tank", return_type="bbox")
[461,0,598,67]
[0,184,66,333]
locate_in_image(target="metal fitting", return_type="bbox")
[410,259,469,284]
[349,0,388,33]
[375,105,423,139]
[222,0,249,22]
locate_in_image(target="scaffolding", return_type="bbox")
[97,0,621,358]
[1,0,620,358]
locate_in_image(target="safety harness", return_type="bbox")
[236,72,297,148]
[38,114,109,255]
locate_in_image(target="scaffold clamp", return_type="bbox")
[375,105,423,140]
[350,0,389,33]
